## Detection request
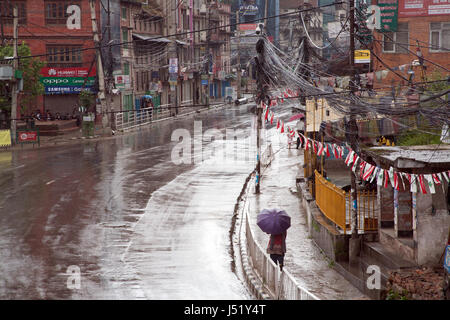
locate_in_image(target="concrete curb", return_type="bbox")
[231,169,271,300]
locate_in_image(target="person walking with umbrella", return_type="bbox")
[267,232,287,271]
[257,208,291,271]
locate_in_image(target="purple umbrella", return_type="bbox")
[257,208,291,235]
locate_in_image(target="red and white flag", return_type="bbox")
[432,173,441,185]
[317,142,324,156]
[280,123,285,133]
[345,151,354,166]
[418,175,427,194]
[383,169,389,188]
[393,171,399,190]
[277,119,280,129]
[363,164,375,181]
[325,144,330,157]
[270,112,274,125]
[264,107,269,122]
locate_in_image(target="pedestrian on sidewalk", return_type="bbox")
[267,232,287,271]
[296,119,305,149]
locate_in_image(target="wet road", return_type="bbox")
[0,104,258,299]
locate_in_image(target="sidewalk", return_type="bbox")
[1,102,230,152]
[246,145,369,300]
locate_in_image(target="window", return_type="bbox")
[122,7,127,20]
[122,29,129,49]
[430,22,450,52]
[382,23,409,53]
[123,62,129,75]
[45,1,80,25]
[0,1,27,25]
[47,45,82,65]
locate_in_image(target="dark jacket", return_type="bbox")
[266,232,287,255]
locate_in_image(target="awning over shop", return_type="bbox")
[176,40,189,46]
[132,33,172,43]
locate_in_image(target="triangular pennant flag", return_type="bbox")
[318,142,324,156]
[442,171,449,183]
[388,167,395,188]
[352,156,360,174]
[277,119,280,129]
[399,172,406,191]
[418,175,428,194]
[432,173,441,185]
[305,138,309,151]
[383,169,390,188]
[332,144,339,158]
[270,112,274,125]
[424,174,436,194]
[325,144,330,157]
[377,168,384,186]
[280,122,284,133]
[264,107,269,121]
[370,167,380,183]
[410,174,418,193]
[363,164,375,181]
[393,171,399,190]
[345,151,354,166]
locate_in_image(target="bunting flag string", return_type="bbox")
[267,107,449,195]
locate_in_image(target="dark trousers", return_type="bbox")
[296,130,305,149]
[270,254,284,270]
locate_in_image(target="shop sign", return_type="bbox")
[399,0,450,17]
[40,77,95,86]
[40,67,96,78]
[114,75,131,89]
[354,50,371,64]
[169,58,178,74]
[377,0,398,32]
[18,131,38,142]
[45,86,94,94]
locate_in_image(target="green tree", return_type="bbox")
[0,42,45,115]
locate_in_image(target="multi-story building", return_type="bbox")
[372,2,450,89]
[0,0,101,116]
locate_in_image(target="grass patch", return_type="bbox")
[396,130,442,146]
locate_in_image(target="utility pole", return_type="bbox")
[206,4,211,108]
[348,0,360,263]
[10,6,18,145]
[236,10,241,99]
[255,4,270,194]
[89,0,108,128]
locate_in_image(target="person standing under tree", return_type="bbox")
[267,231,287,271]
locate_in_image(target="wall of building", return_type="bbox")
[373,15,450,87]
[415,185,450,266]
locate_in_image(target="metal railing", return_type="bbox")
[243,199,319,300]
[315,169,348,233]
[314,170,378,234]
[115,104,176,132]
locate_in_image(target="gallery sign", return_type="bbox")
[45,86,94,94]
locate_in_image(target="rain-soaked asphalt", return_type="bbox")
[0,102,367,300]
[0,104,258,299]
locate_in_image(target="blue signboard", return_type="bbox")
[201,79,208,85]
[444,245,450,274]
[45,86,94,94]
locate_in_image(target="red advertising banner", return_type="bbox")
[40,67,97,77]
[18,131,38,142]
[399,0,450,17]
[238,23,257,31]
